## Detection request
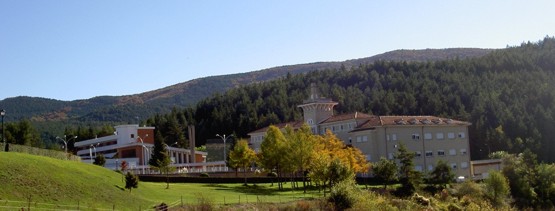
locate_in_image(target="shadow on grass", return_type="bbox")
[114,185,125,191]
[203,183,322,196]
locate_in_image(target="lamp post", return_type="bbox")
[216,134,233,162]
[90,144,98,158]
[137,135,148,174]
[1,109,5,152]
[56,135,77,154]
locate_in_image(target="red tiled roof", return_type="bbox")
[351,115,471,132]
[320,112,373,124]
[378,116,471,126]
[248,120,305,134]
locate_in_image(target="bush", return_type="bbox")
[267,171,277,177]
[199,172,210,178]
[125,172,139,192]
[93,154,106,166]
[328,179,359,210]
[196,194,214,211]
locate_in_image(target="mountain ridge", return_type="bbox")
[0,48,493,123]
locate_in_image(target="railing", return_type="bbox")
[1,143,81,161]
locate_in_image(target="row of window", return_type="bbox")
[322,123,355,133]
[387,132,466,141]
[388,148,467,159]
[414,162,469,172]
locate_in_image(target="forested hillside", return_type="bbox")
[146,37,555,162]
[0,48,491,123]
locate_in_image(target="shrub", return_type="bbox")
[328,179,359,210]
[93,154,106,166]
[125,172,139,192]
[199,172,210,178]
[267,171,277,177]
[196,194,214,211]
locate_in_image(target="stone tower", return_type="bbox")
[297,83,338,134]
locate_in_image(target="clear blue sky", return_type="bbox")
[1,1,554,101]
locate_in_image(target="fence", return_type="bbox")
[0,194,295,211]
[0,199,118,211]
[2,143,81,161]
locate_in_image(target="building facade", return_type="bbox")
[74,125,207,171]
[248,85,472,178]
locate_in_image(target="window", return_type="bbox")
[415,165,423,172]
[415,151,422,158]
[340,125,344,131]
[428,165,434,171]
[362,136,368,142]
[365,154,371,161]
[356,136,362,142]
[388,134,397,141]
[436,133,444,140]
[424,133,432,140]
[447,132,455,139]
[451,163,458,169]
[449,149,456,156]
[332,126,336,132]
[307,119,314,125]
[458,132,466,139]
[425,151,433,157]
[388,153,394,160]
[349,123,353,129]
[437,150,445,156]
[130,134,135,139]
[412,133,420,140]
[461,162,469,169]
[460,149,467,155]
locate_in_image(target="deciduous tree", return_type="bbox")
[228,139,257,185]
[373,157,397,189]
[259,126,287,190]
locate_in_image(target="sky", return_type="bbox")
[1,1,554,101]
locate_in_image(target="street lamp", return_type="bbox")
[56,135,77,154]
[137,135,149,174]
[1,109,5,152]
[216,134,233,162]
[90,143,98,158]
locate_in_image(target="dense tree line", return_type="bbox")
[146,37,555,162]
[5,37,555,164]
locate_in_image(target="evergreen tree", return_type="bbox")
[394,143,421,197]
[93,154,106,166]
[429,159,455,189]
[125,172,139,192]
[149,130,172,189]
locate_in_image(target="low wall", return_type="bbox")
[138,174,381,184]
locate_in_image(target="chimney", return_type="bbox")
[188,125,196,163]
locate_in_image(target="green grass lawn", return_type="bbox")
[0,152,322,210]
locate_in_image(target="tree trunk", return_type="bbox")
[243,166,247,186]
[165,168,170,189]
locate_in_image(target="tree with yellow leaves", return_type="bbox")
[229,139,257,186]
[309,129,370,193]
[259,125,288,190]
[284,123,316,193]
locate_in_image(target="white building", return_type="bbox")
[74,125,207,172]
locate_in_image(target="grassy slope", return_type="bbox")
[0,153,319,210]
